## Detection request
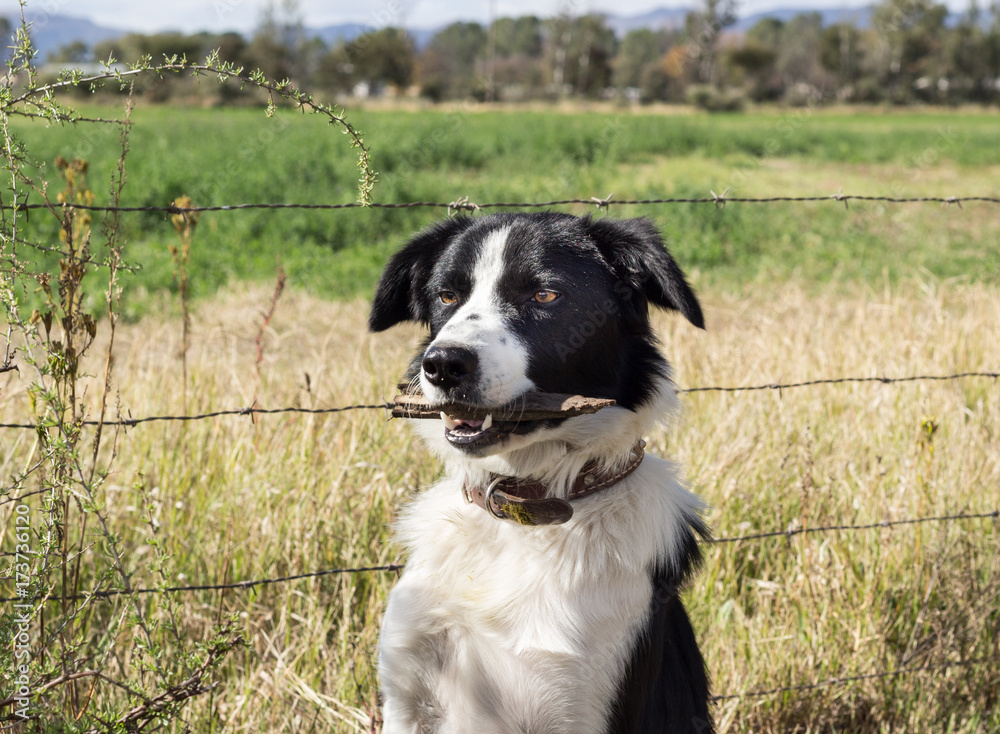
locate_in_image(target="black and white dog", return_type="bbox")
[369,213,712,734]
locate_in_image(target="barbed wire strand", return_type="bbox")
[708,508,999,545]
[0,564,403,604]
[0,403,395,430]
[711,654,1000,703]
[1,371,996,431]
[3,508,994,604]
[5,193,1000,216]
[682,371,1000,394]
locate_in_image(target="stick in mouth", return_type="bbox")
[391,383,616,421]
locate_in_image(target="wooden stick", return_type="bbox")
[392,384,615,421]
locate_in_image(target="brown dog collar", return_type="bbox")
[461,440,646,526]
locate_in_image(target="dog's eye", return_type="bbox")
[439,291,458,305]
[531,289,559,304]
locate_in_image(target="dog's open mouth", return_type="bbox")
[391,384,616,452]
[439,411,540,449]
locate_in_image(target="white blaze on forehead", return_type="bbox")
[424,225,534,405]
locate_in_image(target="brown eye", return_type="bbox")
[532,289,559,304]
[439,291,458,305]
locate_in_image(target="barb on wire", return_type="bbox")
[711,655,1000,702]
[3,193,999,215]
[0,563,403,604]
[709,509,999,545]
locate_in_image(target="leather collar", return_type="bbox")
[462,440,645,526]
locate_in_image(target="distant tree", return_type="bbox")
[48,40,90,64]
[945,0,999,101]
[418,22,487,100]
[726,43,778,100]
[686,0,738,85]
[819,23,866,92]
[248,0,306,82]
[491,16,543,58]
[487,16,544,99]
[986,2,1000,99]
[615,28,670,89]
[741,17,786,98]
[213,32,250,66]
[773,13,828,100]
[544,14,616,96]
[321,28,414,94]
[873,0,949,101]
[0,17,10,63]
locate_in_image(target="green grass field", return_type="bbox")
[9,104,1000,312]
[2,102,999,732]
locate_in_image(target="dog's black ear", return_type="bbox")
[587,216,704,330]
[369,217,475,332]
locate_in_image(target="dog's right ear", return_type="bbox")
[369,217,474,332]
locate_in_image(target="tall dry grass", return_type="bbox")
[2,277,997,732]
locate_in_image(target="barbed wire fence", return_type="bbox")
[3,189,999,716]
[3,192,1000,218]
[1,370,997,431]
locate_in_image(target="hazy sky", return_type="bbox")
[11,0,886,34]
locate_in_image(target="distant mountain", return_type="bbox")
[733,5,873,30]
[604,7,691,35]
[310,23,373,47]
[311,22,437,49]
[0,10,127,61]
[601,4,876,34]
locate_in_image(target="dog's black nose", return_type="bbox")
[422,346,478,390]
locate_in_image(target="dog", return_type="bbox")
[369,212,711,734]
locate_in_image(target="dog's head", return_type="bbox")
[370,212,702,463]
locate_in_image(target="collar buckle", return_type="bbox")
[462,440,646,526]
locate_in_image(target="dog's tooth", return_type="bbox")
[482,414,493,431]
[440,412,459,429]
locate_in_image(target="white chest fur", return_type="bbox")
[378,457,703,734]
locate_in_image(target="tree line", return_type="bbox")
[44,0,1000,107]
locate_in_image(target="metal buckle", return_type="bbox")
[483,476,506,520]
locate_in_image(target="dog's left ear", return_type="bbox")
[588,216,705,330]
[369,217,475,332]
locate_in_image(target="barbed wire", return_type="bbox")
[711,654,1000,703]
[3,508,994,604]
[708,508,999,545]
[4,193,1000,217]
[681,371,1000,394]
[0,403,395,430]
[0,564,403,604]
[1,370,996,431]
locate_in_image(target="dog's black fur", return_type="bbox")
[370,213,712,734]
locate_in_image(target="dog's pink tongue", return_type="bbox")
[459,419,484,429]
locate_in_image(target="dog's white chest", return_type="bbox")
[378,481,655,734]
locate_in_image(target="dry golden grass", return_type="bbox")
[2,278,998,732]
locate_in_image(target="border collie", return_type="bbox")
[369,212,712,734]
